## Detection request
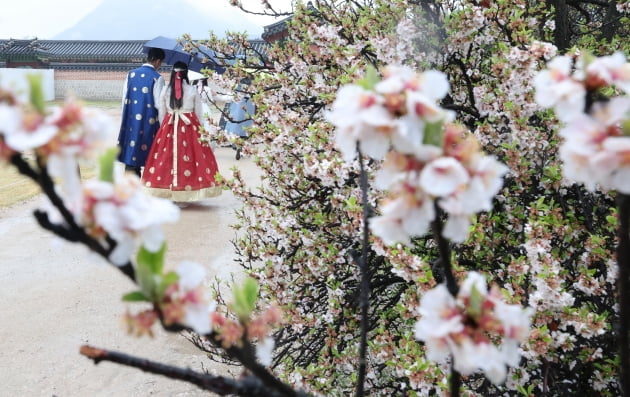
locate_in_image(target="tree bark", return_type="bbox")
[600,0,621,42]
[549,0,570,52]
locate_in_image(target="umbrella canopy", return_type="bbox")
[143,36,224,74]
[187,43,225,74]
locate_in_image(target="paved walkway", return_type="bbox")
[0,146,259,396]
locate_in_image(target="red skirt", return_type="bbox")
[142,111,222,201]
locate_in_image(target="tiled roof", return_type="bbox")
[0,39,49,58]
[260,1,319,42]
[261,16,293,40]
[0,39,145,62]
[0,39,270,63]
[247,39,270,57]
[49,62,141,71]
[41,40,146,61]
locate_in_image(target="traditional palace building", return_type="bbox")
[0,39,271,100]
[0,3,319,101]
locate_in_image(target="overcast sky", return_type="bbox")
[0,0,293,39]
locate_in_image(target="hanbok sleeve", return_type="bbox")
[158,85,168,124]
[121,73,129,110]
[193,87,203,122]
[153,75,165,107]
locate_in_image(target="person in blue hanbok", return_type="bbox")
[222,80,254,160]
[224,97,254,138]
[117,48,166,177]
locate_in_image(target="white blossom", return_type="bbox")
[81,170,180,265]
[256,336,275,366]
[414,272,532,385]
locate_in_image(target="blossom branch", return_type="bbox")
[158,318,304,396]
[431,203,459,297]
[355,147,372,397]
[9,152,135,281]
[79,345,286,397]
[8,152,38,180]
[429,202,461,397]
[222,339,305,396]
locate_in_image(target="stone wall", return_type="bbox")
[54,70,169,101]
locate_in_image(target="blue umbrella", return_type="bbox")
[187,43,226,74]
[143,36,224,73]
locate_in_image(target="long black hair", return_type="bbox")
[169,61,189,110]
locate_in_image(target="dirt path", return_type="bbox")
[0,145,260,397]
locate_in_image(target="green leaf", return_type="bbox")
[232,277,259,322]
[423,120,444,147]
[122,291,150,302]
[356,65,380,90]
[135,243,167,300]
[26,74,45,114]
[98,147,119,182]
[137,243,167,274]
[468,284,483,319]
[344,196,360,212]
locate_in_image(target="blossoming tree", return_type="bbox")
[197,0,630,395]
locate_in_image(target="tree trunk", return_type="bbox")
[550,0,570,52]
[600,0,621,43]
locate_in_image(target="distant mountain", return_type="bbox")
[54,0,263,40]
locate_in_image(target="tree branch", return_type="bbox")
[80,345,288,397]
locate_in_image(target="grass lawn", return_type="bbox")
[0,158,98,209]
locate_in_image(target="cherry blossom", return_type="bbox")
[0,102,58,153]
[328,68,509,244]
[581,52,630,93]
[161,261,216,334]
[124,309,159,337]
[325,84,394,161]
[414,272,532,385]
[419,157,470,197]
[533,55,586,121]
[0,95,117,207]
[79,169,180,265]
[556,97,630,192]
[369,192,435,246]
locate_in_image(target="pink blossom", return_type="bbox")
[369,192,435,246]
[0,103,58,152]
[414,272,532,385]
[124,310,159,337]
[376,66,449,101]
[558,97,630,192]
[583,52,630,93]
[414,284,463,363]
[162,261,215,334]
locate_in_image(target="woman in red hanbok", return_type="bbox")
[142,61,222,201]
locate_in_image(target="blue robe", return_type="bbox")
[224,97,254,138]
[117,65,162,167]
